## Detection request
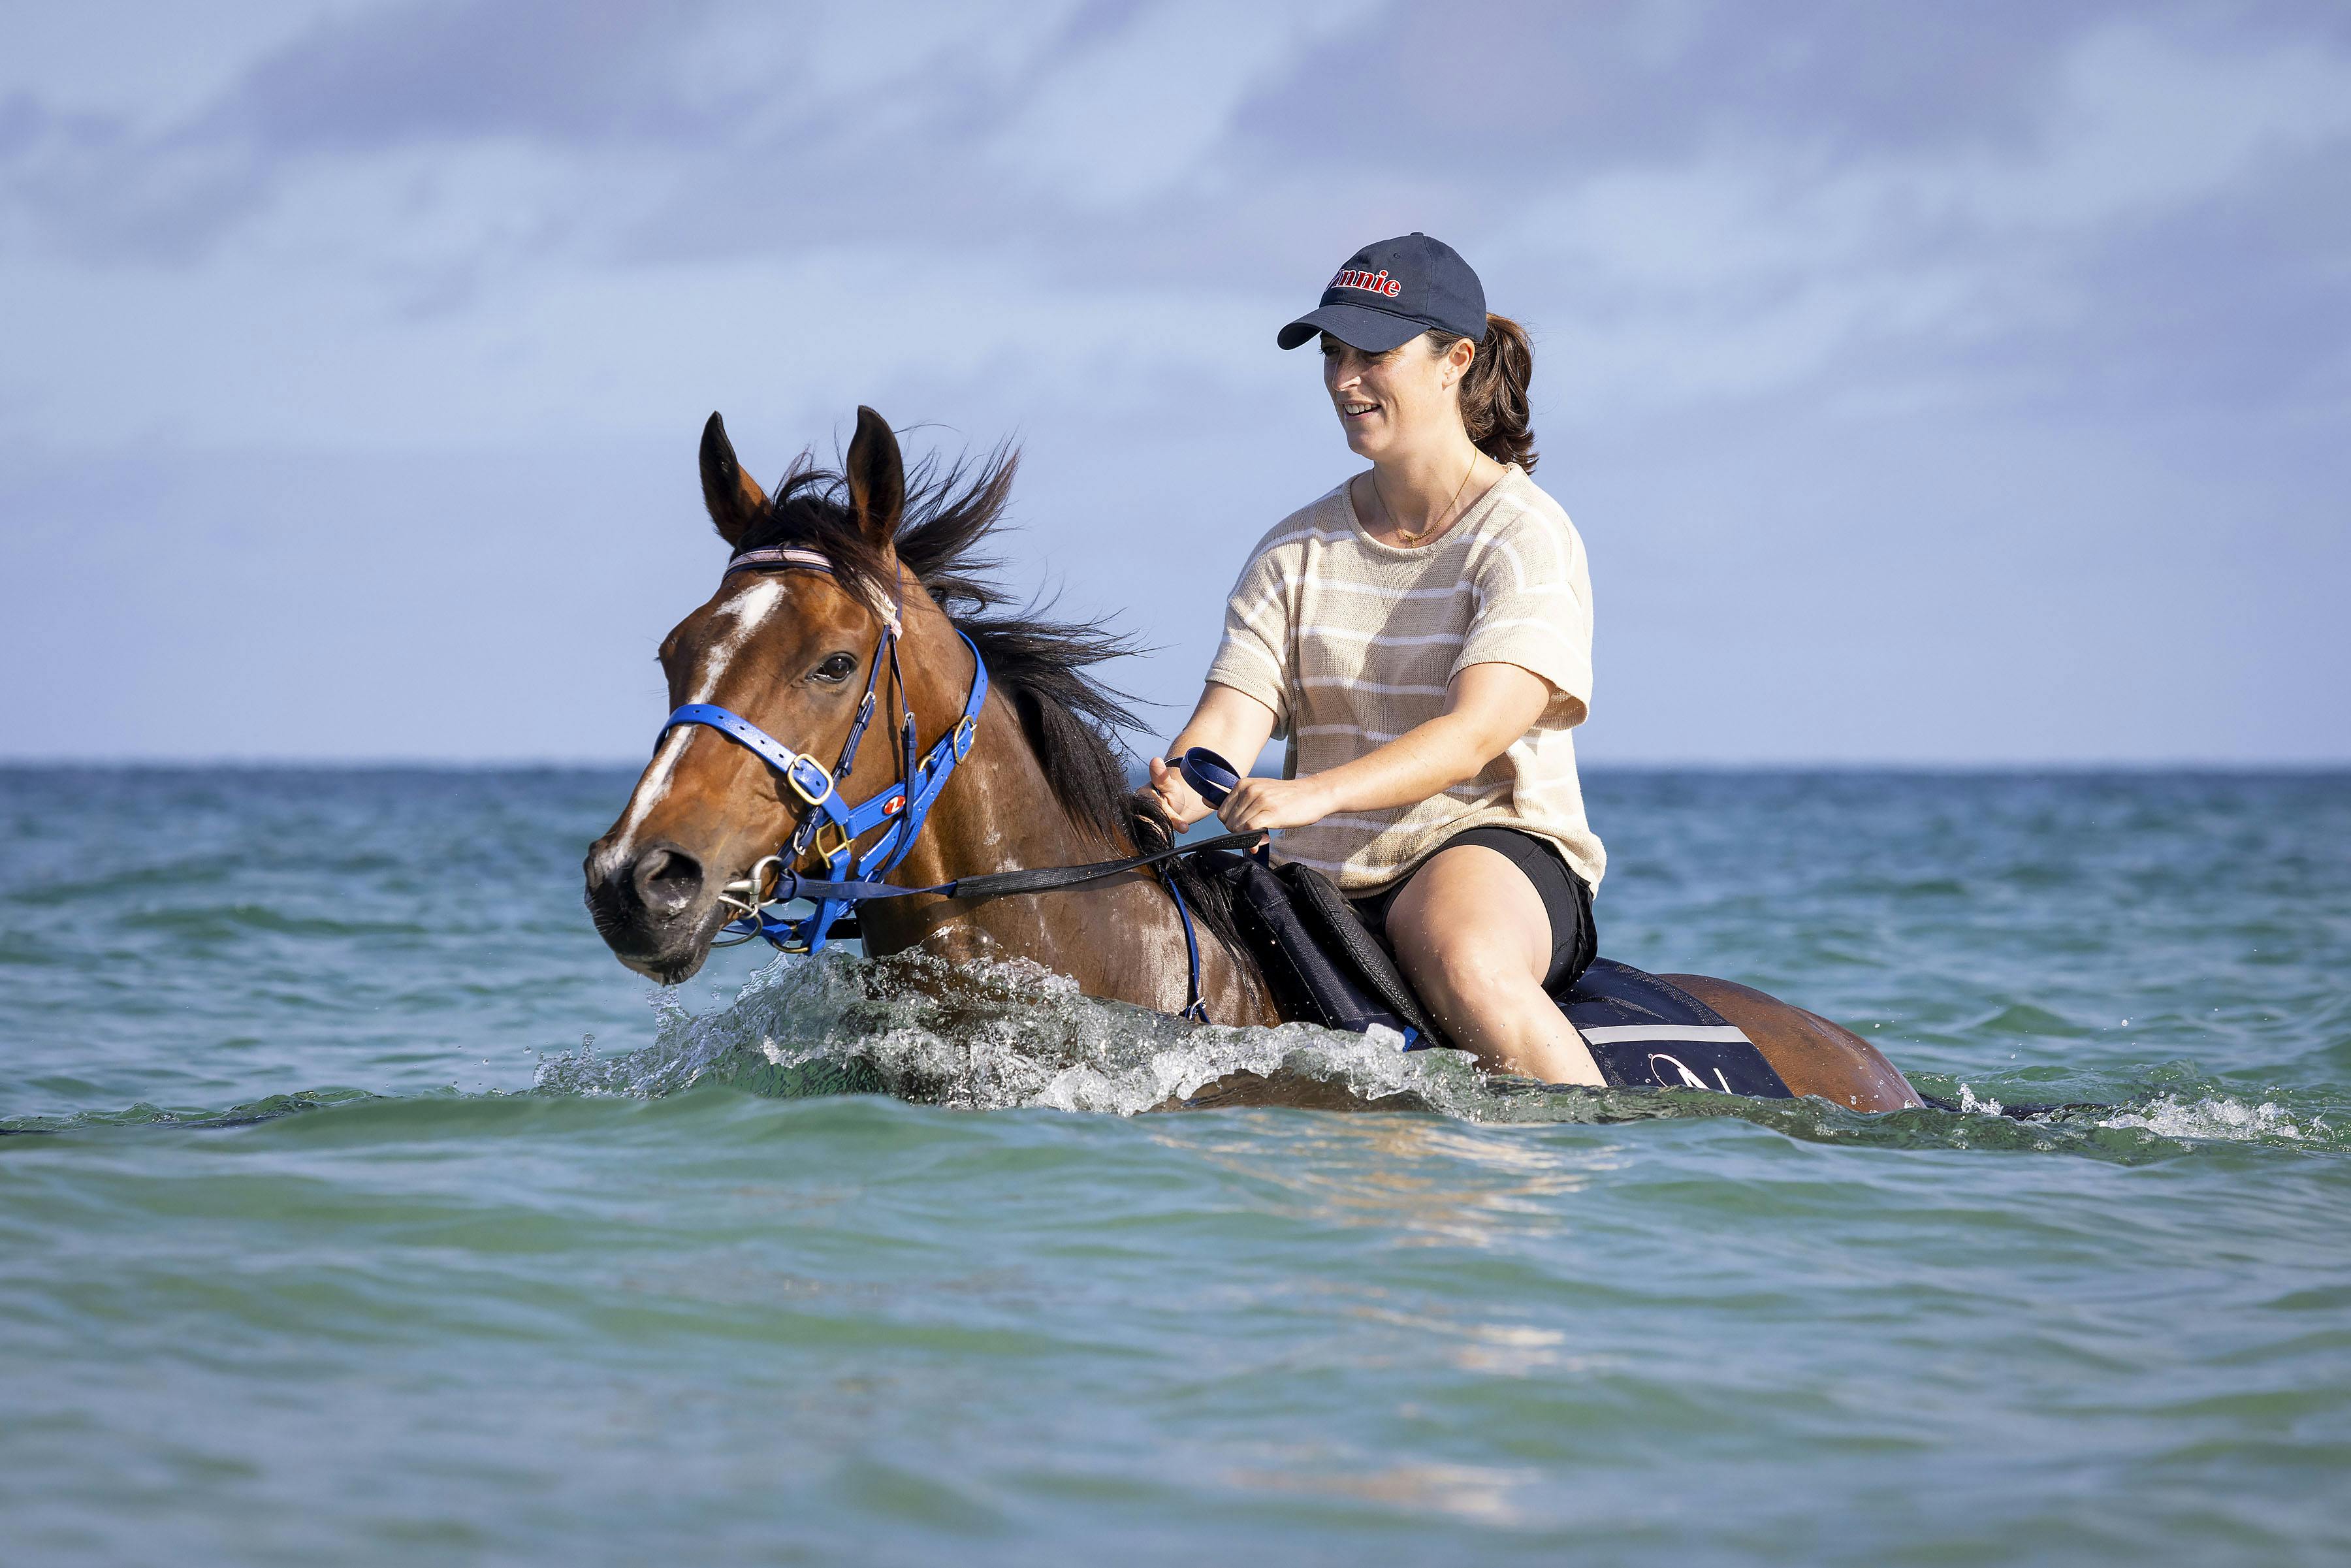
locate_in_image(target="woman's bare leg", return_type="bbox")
[1384,844,1603,1085]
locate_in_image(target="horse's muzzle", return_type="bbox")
[583,839,724,983]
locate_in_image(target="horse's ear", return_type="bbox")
[699,411,767,547]
[844,406,904,549]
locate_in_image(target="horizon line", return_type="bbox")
[3,756,2346,775]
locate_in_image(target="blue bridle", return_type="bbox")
[652,544,1213,1020]
[656,545,984,957]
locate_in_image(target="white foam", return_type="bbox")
[2094,1092,2314,1144]
[535,949,1502,1118]
[1956,1082,2005,1117]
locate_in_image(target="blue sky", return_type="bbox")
[4,1,2346,763]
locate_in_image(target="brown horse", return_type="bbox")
[584,408,1923,1113]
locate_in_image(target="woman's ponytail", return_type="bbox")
[1433,313,1537,473]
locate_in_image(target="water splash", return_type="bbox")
[520,951,2351,1162]
[2090,1091,2319,1144]
[532,947,1497,1117]
[1956,1082,2006,1116]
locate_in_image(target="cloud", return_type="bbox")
[986,0,1369,207]
[21,1,2337,443]
[1464,19,2351,417]
[223,0,712,150]
[3,1,2348,760]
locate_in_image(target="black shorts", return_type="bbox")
[1347,827,1597,993]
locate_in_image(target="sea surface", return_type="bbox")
[3,766,2347,1565]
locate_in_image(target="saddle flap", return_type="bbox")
[1209,852,1429,1046]
[1273,862,1446,1048]
[1552,959,1794,1098]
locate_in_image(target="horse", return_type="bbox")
[584,408,1925,1114]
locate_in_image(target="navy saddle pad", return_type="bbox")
[1551,959,1794,1098]
[1204,848,1793,1098]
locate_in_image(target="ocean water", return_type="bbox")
[3,766,2346,1565]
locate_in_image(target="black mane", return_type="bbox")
[736,443,1245,965]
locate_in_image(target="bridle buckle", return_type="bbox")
[784,754,835,808]
[811,820,854,863]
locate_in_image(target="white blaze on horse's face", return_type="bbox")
[692,577,788,702]
[608,577,789,853]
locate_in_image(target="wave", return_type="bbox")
[5,953,2333,1160]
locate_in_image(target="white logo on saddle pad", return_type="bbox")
[1646,1053,1733,1094]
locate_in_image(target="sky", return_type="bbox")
[3,0,2346,764]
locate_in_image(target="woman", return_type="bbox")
[1145,233,1607,1085]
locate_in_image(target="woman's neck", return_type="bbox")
[1358,434,1498,543]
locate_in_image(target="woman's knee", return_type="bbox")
[1399,930,1535,1012]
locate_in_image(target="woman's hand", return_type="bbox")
[1141,755,1210,829]
[1145,686,1281,831]
[1217,774,1337,833]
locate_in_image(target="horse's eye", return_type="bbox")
[812,653,857,684]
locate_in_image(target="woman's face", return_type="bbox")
[1321,332,1473,461]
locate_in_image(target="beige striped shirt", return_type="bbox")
[1204,464,1605,895]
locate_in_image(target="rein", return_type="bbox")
[654,547,1256,1022]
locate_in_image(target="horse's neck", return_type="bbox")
[901,697,1116,887]
[849,605,1276,1024]
[854,606,1127,963]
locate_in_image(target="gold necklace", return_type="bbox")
[1380,453,1480,546]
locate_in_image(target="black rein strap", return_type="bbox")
[948,829,1264,901]
[770,829,1265,910]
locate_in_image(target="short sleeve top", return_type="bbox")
[1204,464,1605,894]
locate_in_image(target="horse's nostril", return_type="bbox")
[630,846,705,918]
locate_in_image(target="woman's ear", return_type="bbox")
[1443,335,1477,389]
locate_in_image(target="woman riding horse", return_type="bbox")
[1145,234,1607,1087]
[586,259,1922,1110]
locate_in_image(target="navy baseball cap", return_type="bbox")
[1277,232,1487,352]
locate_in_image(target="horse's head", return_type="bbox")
[584,407,914,982]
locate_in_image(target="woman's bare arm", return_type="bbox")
[1142,683,1281,828]
[1215,662,1549,832]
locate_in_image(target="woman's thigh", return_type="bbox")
[1381,842,1554,997]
